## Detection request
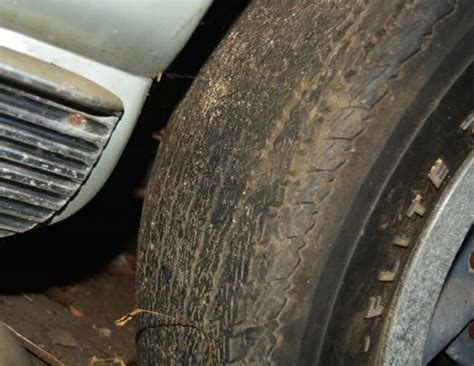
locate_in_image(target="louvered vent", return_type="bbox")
[0,48,123,238]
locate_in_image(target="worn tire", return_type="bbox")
[136,0,474,364]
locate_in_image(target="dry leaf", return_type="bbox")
[68,304,86,318]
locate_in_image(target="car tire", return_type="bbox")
[136,0,474,364]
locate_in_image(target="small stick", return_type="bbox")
[90,355,126,366]
[21,293,33,303]
[115,308,213,365]
[3,322,64,366]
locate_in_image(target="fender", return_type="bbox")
[0,0,211,235]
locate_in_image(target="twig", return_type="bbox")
[3,322,64,366]
[21,293,33,303]
[164,72,197,80]
[90,355,126,366]
[115,308,213,365]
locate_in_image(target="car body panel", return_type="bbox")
[0,1,211,226]
[0,0,212,77]
[0,27,150,223]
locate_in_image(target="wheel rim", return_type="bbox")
[382,152,474,365]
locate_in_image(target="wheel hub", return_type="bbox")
[382,152,474,365]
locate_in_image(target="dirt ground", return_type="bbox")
[0,270,136,365]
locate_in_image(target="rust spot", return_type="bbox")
[469,251,474,271]
[68,113,87,127]
[468,321,474,339]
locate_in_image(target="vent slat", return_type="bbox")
[0,79,121,238]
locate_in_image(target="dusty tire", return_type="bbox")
[136,0,474,364]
